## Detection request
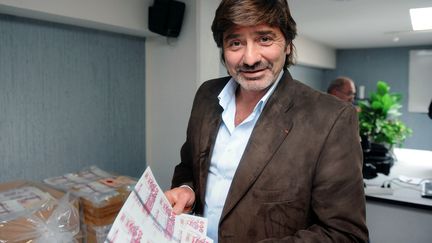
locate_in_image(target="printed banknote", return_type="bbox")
[105,167,212,243]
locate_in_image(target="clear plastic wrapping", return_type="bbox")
[43,166,136,226]
[44,166,124,206]
[0,181,80,243]
[84,224,112,243]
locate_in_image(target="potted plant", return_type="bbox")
[357,81,412,178]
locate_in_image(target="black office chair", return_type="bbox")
[361,135,394,179]
[428,99,432,119]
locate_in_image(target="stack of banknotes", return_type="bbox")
[105,167,212,243]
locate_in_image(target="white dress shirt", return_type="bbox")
[203,71,283,242]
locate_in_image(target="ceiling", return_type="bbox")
[288,0,432,49]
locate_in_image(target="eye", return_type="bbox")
[259,36,273,45]
[225,40,242,50]
[230,40,241,47]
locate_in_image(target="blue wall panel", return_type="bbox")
[0,14,146,182]
[290,64,326,91]
[324,46,432,150]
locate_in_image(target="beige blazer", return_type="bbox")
[172,71,368,242]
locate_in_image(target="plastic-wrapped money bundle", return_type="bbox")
[0,181,81,243]
[43,166,137,243]
[106,167,213,243]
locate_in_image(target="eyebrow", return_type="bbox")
[223,30,277,42]
[255,30,276,37]
[223,33,240,42]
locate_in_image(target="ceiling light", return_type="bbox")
[410,7,432,31]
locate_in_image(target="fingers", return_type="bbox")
[172,195,189,215]
[164,187,195,215]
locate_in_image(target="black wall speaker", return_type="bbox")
[148,0,185,37]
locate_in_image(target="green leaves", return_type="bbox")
[358,80,412,148]
[376,80,389,95]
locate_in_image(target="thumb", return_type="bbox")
[172,199,188,215]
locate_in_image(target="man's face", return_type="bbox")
[222,24,289,92]
[334,82,356,103]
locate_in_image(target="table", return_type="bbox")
[364,148,432,243]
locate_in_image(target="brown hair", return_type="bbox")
[211,0,297,68]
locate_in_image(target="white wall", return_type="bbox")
[145,0,198,189]
[0,0,155,37]
[197,1,222,86]
[294,35,336,69]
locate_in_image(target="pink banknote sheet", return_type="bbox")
[106,167,212,243]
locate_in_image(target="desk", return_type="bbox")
[364,148,432,243]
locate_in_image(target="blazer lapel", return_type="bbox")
[198,107,222,208]
[195,81,227,211]
[220,72,296,222]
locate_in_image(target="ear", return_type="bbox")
[220,49,227,67]
[285,42,292,55]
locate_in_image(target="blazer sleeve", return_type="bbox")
[260,106,369,242]
[170,80,213,191]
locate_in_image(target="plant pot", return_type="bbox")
[361,136,394,179]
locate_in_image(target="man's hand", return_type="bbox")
[165,186,196,215]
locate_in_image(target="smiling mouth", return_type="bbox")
[242,68,265,73]
[240,69,266,79]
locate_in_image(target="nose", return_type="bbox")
[242,43,261,66]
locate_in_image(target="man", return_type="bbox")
[165,0,368,242]
[327,76,357,103]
